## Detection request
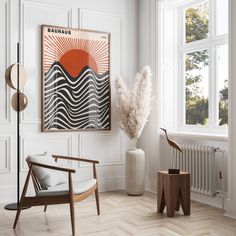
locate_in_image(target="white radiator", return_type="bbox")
[172,144,216,197]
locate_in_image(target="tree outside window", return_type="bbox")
[184,0,228,126]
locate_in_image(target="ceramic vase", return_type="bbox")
[125,148,145,195]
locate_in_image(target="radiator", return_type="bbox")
[172,144,216,197]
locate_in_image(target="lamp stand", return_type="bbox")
[4,43,30,211]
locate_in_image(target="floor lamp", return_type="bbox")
[4,42,29,210]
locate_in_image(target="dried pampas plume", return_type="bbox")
[115,66,152,148]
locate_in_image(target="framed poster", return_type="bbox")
[41,25,111,132]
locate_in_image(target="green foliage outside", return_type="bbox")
[185,4,209,43]
[185,2,228,126]
[219,80,228,126]
[185,50,209,125]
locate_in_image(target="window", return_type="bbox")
[185,1,209,43]
[180,0,228,130]
[185,49,209,125]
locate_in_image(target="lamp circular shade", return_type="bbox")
[5,63,27,90]
[11,92,28,111]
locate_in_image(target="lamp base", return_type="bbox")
[4,203,31,211]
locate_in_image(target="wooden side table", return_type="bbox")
[157,171,190,217]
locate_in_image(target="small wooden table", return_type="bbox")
[157,171,190,217]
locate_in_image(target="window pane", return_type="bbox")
[216,0,228,36]
[217,44,228,126]
[185,49,209,125]
[185,1,209,43]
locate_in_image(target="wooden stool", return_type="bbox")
[157,171,190,217]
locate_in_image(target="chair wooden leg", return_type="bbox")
[69,199,75,236]
[68,173,75,236]
[44,205,47,212]
[13,166,32,229]
[95,188,100,215]
[93,164,100,215]
[13,204,23,229]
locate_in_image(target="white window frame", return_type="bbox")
[178,0,228,134]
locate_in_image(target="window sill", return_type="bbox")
[162,131,228,141]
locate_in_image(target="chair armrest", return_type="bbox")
[28,160,76,173]
[52,155,99,164]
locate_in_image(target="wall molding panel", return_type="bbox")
[0,136,11,174]
[20,135,73,172]
[0,0,11,124]
[79,132,125,167]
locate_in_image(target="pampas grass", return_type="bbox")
[115,66,152,148]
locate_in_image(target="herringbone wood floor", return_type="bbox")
[1,191,236,236]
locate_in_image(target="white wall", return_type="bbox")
[138,0,159,192]
[225,0,236,219]
[0,0,139,203]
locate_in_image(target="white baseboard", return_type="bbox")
[99,176,125,192]
[2,176,225,210]
[0,186,18,203]
[145,176,157,193]
[224,199,236,219]
[191,192,225,209]
[0,185,37,203]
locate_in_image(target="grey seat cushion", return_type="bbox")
[36,179,97,196]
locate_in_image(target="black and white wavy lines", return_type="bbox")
[44,62,110,130]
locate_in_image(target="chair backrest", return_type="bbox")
[26,152,67,193]
[27,159,44,193]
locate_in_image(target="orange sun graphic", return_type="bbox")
[44,34,109,77]
[59,49,98,77]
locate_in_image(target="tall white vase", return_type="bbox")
[125,149,145,196]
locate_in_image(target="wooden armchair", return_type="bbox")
[13,154,100,236]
